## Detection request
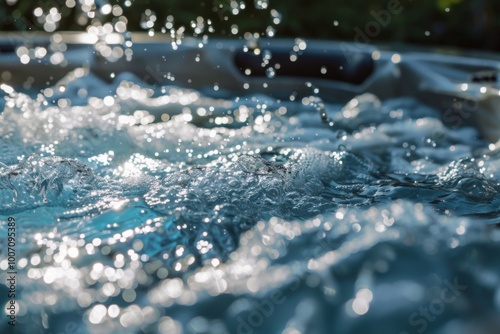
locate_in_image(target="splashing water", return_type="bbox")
[12,0,283,65]
[1,68,500,334]
[2,2,500,334]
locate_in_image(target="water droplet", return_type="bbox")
[266,68,275,78]
[254,0,268,10]
[271,9,282,25]
[266,26,275,38]
[263,49,272,60]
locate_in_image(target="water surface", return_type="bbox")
[1,71,500,334]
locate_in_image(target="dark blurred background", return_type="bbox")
[1,0,499,51]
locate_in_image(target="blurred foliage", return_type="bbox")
[0,0,499,51]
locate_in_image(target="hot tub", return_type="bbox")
[1,33,500,334]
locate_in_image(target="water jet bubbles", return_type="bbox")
[254,0,269,10]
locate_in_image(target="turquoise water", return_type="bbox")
[1,71,500,334]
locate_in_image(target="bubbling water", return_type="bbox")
[1,66,500,333]
[2,2,500,334]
